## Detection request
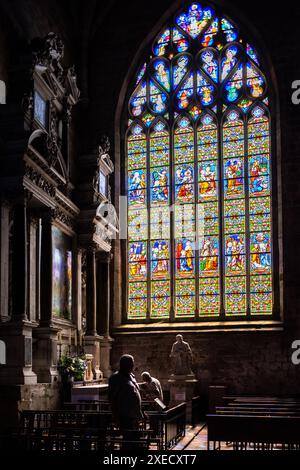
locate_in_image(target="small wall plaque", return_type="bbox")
[25,337,32,366]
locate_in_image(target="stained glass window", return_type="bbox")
[52,226,72,320]
[126,2,273,321]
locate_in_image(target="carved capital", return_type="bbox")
[50,207,75,230]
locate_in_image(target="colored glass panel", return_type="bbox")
[151,280,171,318]
[153,28,171,56]
[128,242,147,281]
[197,71,216,106]
[199,49,218,83]
[153,59,171,92]
[127,127,147,170]
[224,64,243,102]
[173,28,189,53]
[176,4,213,39]
[221,45,239,81]
[201,17,219,48]
[150,122,169,167]
[175,204,195,238]
[251,291,272,313]
[149,80,168,114]
[128,297,147,319]
[150,206,170,240]
[199,161,218,201]
[174,119,194,163]
[151,240,170,280]
[199,236,219,276]
[176,72,194,109]
[150,167,169,204]
[246,62,266,98]
[175,279,195,317]
[175,164,194,203]
[173,55,191,89]
[129,81,147,116]
[128,209,148,241]
[176,238,195,278]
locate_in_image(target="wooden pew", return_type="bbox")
[207,414,300,450]
[3,403,186,451]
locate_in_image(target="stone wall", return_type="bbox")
[112,331,300,398]
[0,384,60,431]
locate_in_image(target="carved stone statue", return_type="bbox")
[170,334,193,376]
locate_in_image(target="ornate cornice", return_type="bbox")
[51,207,75,231]
[24,165,56,198]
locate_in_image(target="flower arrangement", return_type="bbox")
[58,354,87,381]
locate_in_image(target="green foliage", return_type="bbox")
[58,354,87,381]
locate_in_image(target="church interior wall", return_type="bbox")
[0,0,299,417]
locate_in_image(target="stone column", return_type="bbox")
[32,213,59,383]
[84,247,102,380]
[12,203,28,321]
[86,248,97,336]
[97,252,113,378]
[0,201,37,385]
[28,217,38,322]
[75,249,82,339]
[0,201,10,321]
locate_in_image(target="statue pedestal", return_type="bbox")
[84,354,94,381]
[168,374,198,423]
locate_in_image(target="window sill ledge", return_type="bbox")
[112,320,283,335]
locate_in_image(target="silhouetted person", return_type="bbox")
[108,354,143,449]
[141,372,163,402]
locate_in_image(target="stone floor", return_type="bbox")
[173,424,233,451]
[173,425,289,451]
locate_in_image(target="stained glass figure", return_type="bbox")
[151,167,169,204]
[173,28,189,52]
[197,71,216,106]
[176,239,195,277]
[224,64,243,102]
[128,169,146,207]
[129,82,147,116]
[199,49,218,83]
[175,164,194,202]
[201,17,219,47]
[221,18,238,43]
[128,242,147,281]
[221,45,239,81]
[173,55,191,89]
[153,28,171,56]
[176,72,194,109]
[176,3,213,39]
[149,81,168,114]
[153,59,171,92]
[246,62,265,98]
[151,240,170,279]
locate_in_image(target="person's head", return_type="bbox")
[119,354,135,374]
[176,334,183,343]
[141,371,151,383]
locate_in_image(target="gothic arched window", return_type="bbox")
[126,2,273,322]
